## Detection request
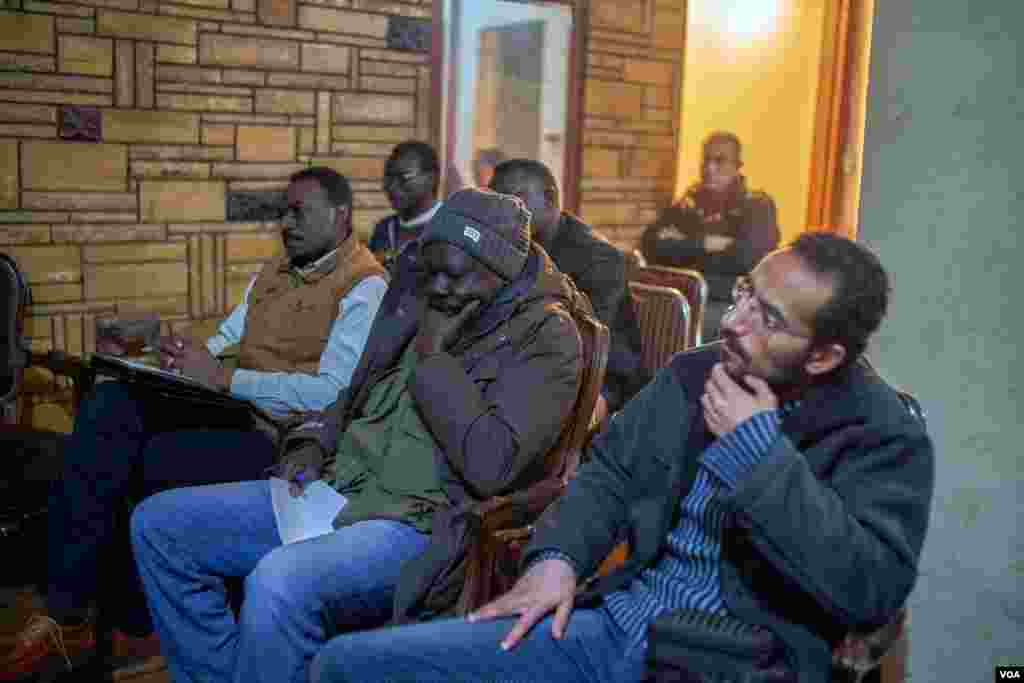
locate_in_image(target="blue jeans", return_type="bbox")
[46,381,276,633]
[310,606,645,683]
[130,479,430,683]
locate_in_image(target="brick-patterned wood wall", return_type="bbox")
[579,0,684,250]
[0,0,434,428]
[0,0,685,429]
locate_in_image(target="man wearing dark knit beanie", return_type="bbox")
[418,188,532,282]
[132,187,593,683]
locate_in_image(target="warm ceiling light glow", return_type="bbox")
[723,0,781,38]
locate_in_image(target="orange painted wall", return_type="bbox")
[675,0,827,244]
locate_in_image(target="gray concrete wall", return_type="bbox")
[858,3,1023,681]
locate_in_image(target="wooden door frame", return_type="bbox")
[805,0,873,237]
[430,0,588,214]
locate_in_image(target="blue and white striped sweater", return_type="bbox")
[537,405,797,646]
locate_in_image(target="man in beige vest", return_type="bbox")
[5,168,387,680]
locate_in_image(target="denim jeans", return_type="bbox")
[310,606,645,683]
[130,479,430,683]
[46,381,276,633]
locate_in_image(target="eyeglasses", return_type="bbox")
[278,204,335,224]
[727,275,812,338]
[704,154,738,166]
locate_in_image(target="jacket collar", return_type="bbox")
[278,234,361,284]
[674,343,884,449]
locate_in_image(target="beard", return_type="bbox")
[719,332,812,392]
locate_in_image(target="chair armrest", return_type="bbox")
[472,478,567,534]
[455,477,567,615]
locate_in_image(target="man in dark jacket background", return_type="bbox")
[641,131,779,341]
[490,158,649,416]
[368,141,443,273]
[310,232,935,683]
[130,189,587,683]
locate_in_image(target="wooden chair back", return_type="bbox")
[629,282,691,373]
[630,264,708,347]
[625,249,647,281]
[455,311,609,614]
[1,252,94,426]
[544,311,609,477]
[0,253,30,420]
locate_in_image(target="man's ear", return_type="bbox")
[334,205,352,237]
[804,342,846,377]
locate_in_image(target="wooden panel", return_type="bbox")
[83,242,187,263]
[140,180,226,222]
[5,246,81,285]
[225,233,280,262]
[85,261,189,299]
[0,10,55,53]
[21,141,127,192]
[0,140,16,209]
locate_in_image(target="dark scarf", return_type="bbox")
[684,175,749,224]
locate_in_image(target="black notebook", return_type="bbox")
[90,353,285,443]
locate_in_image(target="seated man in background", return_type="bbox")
[310,233,935,683]
[368,141,443,272]
[130,188,587,683]
[4,167,387,680]
[490,159,649,416]
[641,131,779,341]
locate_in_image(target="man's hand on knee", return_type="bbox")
[468,558,577,651]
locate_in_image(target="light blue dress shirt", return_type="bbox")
[205,274,387,417]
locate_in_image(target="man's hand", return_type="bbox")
[279,442,325,497]
[468,558,577,651]
[701,363,778,437]
[95,336,127,355]
[414,300,482,356]
[159,335,231,390]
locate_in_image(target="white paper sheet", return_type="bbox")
[268,477,347,545]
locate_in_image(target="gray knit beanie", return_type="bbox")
[419,188,531,281]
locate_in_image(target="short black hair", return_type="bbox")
[703,130,743,161]
[789,232,890,367]
[289,167,353,209]
[390,140,440,193]
[491,158,560,206]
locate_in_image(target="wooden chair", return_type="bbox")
[454,311,609,615]
[1,253,95,428]
[630,264,708,348]
[625,248,647,281]
[628,282,691,374]
[1,253,94,589]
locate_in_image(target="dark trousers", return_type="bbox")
[46,381,276,635]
